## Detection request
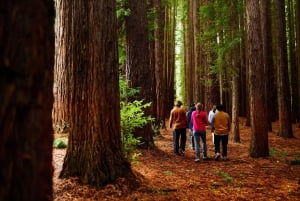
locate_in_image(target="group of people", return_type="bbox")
[169,100,231,162]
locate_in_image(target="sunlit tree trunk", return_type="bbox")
[230,0,240,143]
[166,0,177,115]
[125,0,155,147]
[184,0,194,105]
[53,0,71,134]
[246,0,269,157]
[274,0,293,138]
[0,1,55,200]
[60,0,134,186]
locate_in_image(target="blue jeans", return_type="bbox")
[173,128,187,153]
[189,129,194,148]
[193,130,207,159]
[214,134,228,157]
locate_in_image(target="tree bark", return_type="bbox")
[287,0,298,123]
[246,0,269,157]
[297,0,300,127]
[230,0,240,143]
[59,0,134,186]
[154,0,167,125]
[0,1,55,200]
[260,0,276,132]
[53,0,71,134]
[125,0,155,147]
[274,0,294,138]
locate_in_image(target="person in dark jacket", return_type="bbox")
[186,103,196,150]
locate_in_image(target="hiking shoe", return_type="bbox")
[215,153,221,160]
[194,158,200,163]
[222,156,228,161]
[203,156,208,160]
[179,148,185,155]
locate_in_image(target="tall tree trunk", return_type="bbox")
[60,0,134,186]
[230,0,240,143]
[246,0,269,157]
[125,0,155,147]
[184,0,193,105]
[193,0,201,102]
[297,0,300,127]
[274,0,294,138]
[260,0,275,132]
[166,0,177,117]
[200,0,220,110]
[154,0,166,125]
[287,0,298,123]
[53,0,71,134]
[0,1,55,200]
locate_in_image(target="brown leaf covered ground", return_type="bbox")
[53,119,300,201]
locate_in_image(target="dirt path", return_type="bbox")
[53,121,300,200]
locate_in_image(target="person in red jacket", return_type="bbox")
[191,102,208,162]
[169,100,188,156]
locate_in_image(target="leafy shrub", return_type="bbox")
[120,76,154,161]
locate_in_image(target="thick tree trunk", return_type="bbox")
[246,0,269,157]
[260,0,276,132]
[0,1,55,200]
[125,0,155,147]
[274,0,294,138]
[59,0,134,186]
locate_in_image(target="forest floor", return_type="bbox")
[53,118,300,201]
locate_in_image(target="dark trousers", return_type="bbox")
[173,128,187,153]
[214,134,228,157]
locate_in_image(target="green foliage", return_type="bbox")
[269,147,288,157]
[151,121,164,137]
[119,78,139,101]
[119,75,154,161]
[53,137,68,149]
[117,0,131,19]
[216,170,234,183]
[163,170,174,176]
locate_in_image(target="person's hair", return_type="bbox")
[190,103,195,107]
[216,104,223,111]
[196,102,203,111]
[175,100,182,107]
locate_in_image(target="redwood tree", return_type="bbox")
[0,1,55,200]
[246,0,269,157]
[125,0,155,147]
[274,0,293,138]
[59,0,134,186]
[53,0,71,133]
